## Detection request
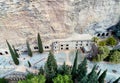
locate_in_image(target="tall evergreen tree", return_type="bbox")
[113,77,120,83]
[26,41,33,57]
[71,50,78,81]
[38,67,44,75]
[28,61,31,67]
[77,58,87,82]
[98,69,107,83]
[37,33,44,53]
[6,40,19,65]
[79,75,88,83]
[58,62,71,75]
[13,46,19,58]
[87,65,98,83]
[97,69,101,78]
[45,51,57,83]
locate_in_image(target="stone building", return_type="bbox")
[0,33,93,55]
[52,34,92,52]
[95,30,111,38]
[52,40,92,52]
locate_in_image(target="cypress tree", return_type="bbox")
[26,41,33,57]
[71,50,78,82]
[45,51,57,83]
[77,58,87,82]
[87,65,99,83]
[97,69,101,78]
[38,67,44,75]
[28,61,31,67]
[58,62,71,75]
[113,77,120,83]
[80,75,88,83]
[13,46,19,58]
[98,69,107,83]
[88,65,97,76]
[6,40,19,65]
[37,33,43,53]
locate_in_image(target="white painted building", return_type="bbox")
[30,43,51,52]
[94,29,111,38]
[0,49,9,55]
[0,33,93,55]
[52,34,92,52]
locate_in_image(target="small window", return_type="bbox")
[15,49,19,51]
[80,44,82,46]
[97,33,100,37]
[5,51,8,54]
[76,47,77,49]
[102,33,105,36]
[106,33,109,36]
[66,47,69,50]
[66,44,69,46]
[76,44,78,46]
[24,50,28,52]
[0,53,3,55]
[86,44,88,46]
[45,46,49,49]
[34,47,38,49]
[61,48,63,50]
[61,45,63,46]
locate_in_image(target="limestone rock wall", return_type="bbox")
[0,0,120,47]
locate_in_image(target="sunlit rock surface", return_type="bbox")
[0,0,120,47]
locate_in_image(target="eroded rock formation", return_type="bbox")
[0,0,120,47]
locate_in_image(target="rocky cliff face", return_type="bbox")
[0,0,120,47]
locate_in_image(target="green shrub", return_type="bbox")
[106,36,117,46]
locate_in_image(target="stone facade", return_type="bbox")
[52,40,91,52]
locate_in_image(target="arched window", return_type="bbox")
[102,33,105,36]
[5,51,8,54]
[106,33,109,36]
[97,33,100,37]
[0,52,3,55]
[34,47,38,49]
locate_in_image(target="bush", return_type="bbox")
[92,37,99,43]
[18,74,46,83]
[92,46,110,61]
[109,50,120,63]
[106,36,117,46]
[98,40,106,46]
[53,74,73,83]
